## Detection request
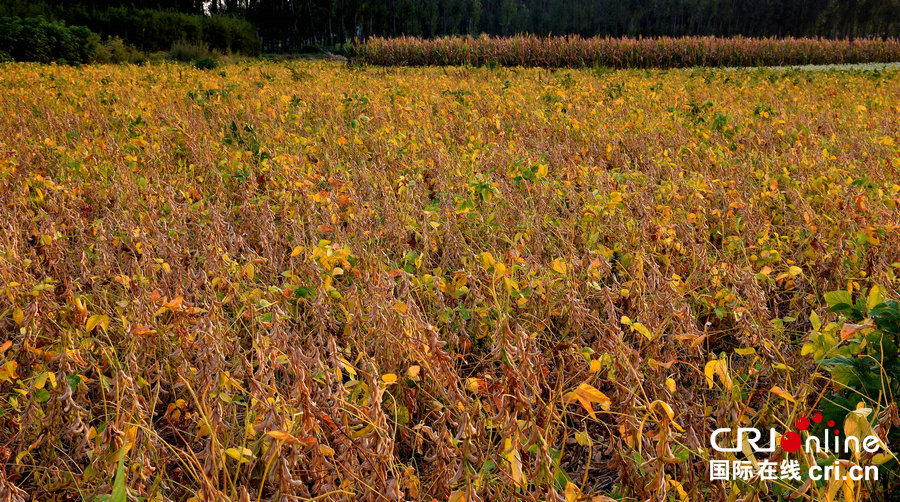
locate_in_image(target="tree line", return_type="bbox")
[2,0,897,54]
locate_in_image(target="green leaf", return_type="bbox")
[392,405,409,425]
[34,388,51,403]
[824,290,852,309]
[294,286,316,300]
[111,447,127,502]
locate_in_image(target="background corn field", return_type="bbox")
[354,35,900,68]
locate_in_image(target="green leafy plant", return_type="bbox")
[804,286,900,482]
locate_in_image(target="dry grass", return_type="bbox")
[0,61,898,501]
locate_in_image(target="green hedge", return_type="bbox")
[0,17,95,64]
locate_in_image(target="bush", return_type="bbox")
[167,41,212,62]
[193,57,219,70]
[94,36,145,64]
[0,16,96,64]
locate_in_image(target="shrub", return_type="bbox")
[0,16,96,64]
[167,41,212,62]
[93,36,145,64]
[193,57,219,70]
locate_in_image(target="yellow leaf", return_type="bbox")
[704,359,732,390]
[704,360,717,389]
[337,356,357,376]
[224,447,253,463]
[12,308,24,326]
[589,359,603,372]
[564,482,580,502]
[665,378,676,392]
[551,258,567,274]
[266,430,295,442]
[769,386,796,403]
[381,373,398,385]
[479,252,495,269]
[266,430,316,446]
[574,430,592,446]
[810,310,822,331]
[565,383,611,420]
[631,321,653,340]
[872,453,894,464]
[843,408,872,443]
[290,246,303,257]
[242,262,255,280]
[503,437,526,488]
[406,365,421,380]
[85,314,110,333]
[34,372,49,389]
[448,490,466,502]
[868,285,885,311]
[668,479,689,502]
[649,400,676,421]
[788,265,803,277]
[843,407,892,461]
[0,361,18,382]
